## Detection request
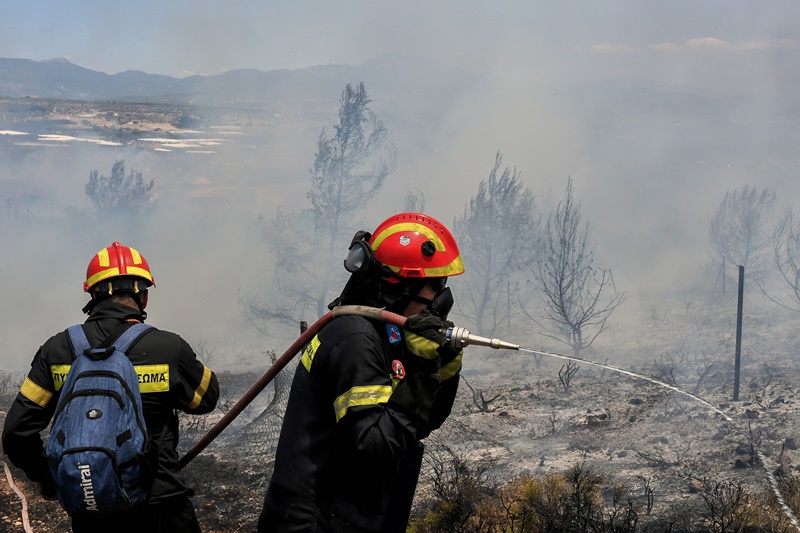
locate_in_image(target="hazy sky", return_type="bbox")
[2,1,799,77]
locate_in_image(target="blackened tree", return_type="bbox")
[85,160,154,216]
[403,190,426,213]
[767,206,800,311]
[709,184,776,286]
[528,177,624,355]
[249,83,397,332]
[453,152,539,336]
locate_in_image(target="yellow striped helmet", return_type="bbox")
[83,242,155,293]
[369,212,464,279]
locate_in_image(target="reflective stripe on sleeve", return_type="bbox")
[186,365,213,409]
[20,377,52,407]
[333,385,393,422]
[438,351,463,381]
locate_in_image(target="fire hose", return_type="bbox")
[176,306,800,530]
[178,305,518,468]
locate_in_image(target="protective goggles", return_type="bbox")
[343,231,403,281]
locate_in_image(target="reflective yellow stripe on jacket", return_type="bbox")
[19,377,52,408]
[301,333,395,421]
[186,365,213,409]
[333,385,393,422]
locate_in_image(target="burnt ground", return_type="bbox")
[4,289,800,531]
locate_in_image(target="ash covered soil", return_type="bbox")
[4,289,800,531]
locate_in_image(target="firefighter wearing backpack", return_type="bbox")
[258,212,465,533]
[2,241,219,533]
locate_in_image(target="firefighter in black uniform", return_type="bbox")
[2,241,219,533]
[259,212,466,533]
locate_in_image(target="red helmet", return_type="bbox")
[368,212,464,279]
[84,242,155,293]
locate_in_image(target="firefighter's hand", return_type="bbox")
[35,478,58,501]
[404,312,464,380]
[438,342,462,381]
[404,311,447,363]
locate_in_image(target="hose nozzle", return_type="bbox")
[445,326,519,350]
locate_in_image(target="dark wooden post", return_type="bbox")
[733,265,744,401]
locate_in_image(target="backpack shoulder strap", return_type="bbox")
[111,323,153,354]
[66,325,91,358]
[65,322,154,359]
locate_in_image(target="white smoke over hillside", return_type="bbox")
[2,1,800,372]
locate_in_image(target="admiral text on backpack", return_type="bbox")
[46,322,157,516]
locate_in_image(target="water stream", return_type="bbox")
[516,346,800,530]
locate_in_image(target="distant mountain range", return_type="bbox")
[0,55,476,109]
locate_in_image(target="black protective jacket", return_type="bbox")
[2,299,219,502]
[259,315,459,533]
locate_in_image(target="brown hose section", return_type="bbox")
[178,306,406,468]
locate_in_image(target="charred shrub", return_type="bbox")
[698,479,754,533]
[413,460,644,533]
[410,443,498,533]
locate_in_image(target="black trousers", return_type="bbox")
[71,495,201,533]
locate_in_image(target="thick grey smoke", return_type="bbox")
[2,1,800,371]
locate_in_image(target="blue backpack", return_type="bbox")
[46,322,155,516]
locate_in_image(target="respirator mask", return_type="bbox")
[429,285,454,320]
[410,276,453,320]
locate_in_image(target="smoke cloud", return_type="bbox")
[2,1,800,371]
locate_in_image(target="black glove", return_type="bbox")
[29,459,58,501]
[403,311,463,378]
[437,341,463,381]
[404,311,445,364]
[35,477,58,501]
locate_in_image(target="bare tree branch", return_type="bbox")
[709,184,776,285]
[529,177,625,355]
[453,151,540,337]
[247,83,396,335]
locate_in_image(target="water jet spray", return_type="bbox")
[515,346,800,530]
